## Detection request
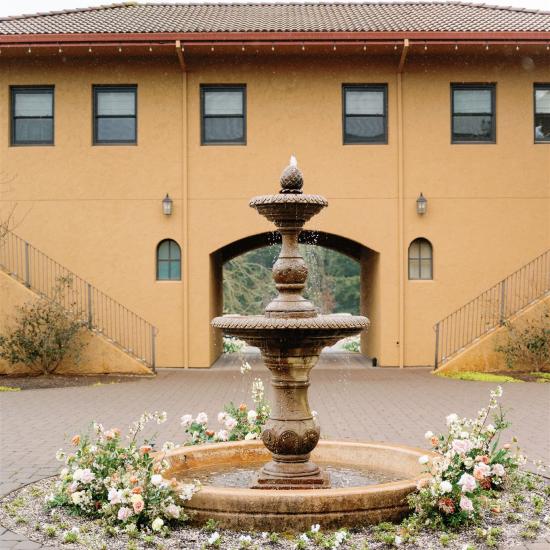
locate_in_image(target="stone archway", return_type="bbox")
[210,231,380,366]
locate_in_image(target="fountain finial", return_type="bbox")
[280,155,303,194]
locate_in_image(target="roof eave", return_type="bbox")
[1,30,550,45]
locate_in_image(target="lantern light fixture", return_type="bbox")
[162,194,173,216]
[416,192,427,215]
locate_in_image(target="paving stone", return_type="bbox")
[12,542,42,549]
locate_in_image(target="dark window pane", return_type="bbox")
[204,117,244,142]
[169,241,181,260]
[345,116,385,142]
[97,91,135,116]
[409,259,420,280]
[535,89,550,114]
[204,91,243,115]
[158,241,170,260]
[452,115,493,141]
[170,260,181,280]
[535,113,550,142]
[15,118,53,143]
[157,261,170,280]
[96,117,136,142]
[15,92,52,117]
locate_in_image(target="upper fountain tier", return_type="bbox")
[212,157,369,336]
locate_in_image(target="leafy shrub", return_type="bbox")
[222,337,246,354]
[409,386,523,528]
[181,378,270,444]
[496,310,550,372]
[0,277,86,374]
[48,411,198,533]
[342,336,360,353]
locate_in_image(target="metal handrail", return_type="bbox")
[434,249,550,369]
[0,231,157,371]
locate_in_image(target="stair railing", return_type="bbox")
[434,249,550,369]
[0,231,157,371]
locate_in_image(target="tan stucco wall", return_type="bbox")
[1,51,549,368]
[435,295,550,374]
[0,269,152,375]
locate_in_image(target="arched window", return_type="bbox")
[408,238,433,280]
[156,239,181,281]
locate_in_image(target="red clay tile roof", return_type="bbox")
[0,2,549,36]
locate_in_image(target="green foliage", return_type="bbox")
[223,245,360,316]
[222,337,245,354]
[203,519,219,533]
[496,309,550,372]
[0,277,86,374]
[0,385,20,392]
[436,371,521,383]
[342,337,360,353]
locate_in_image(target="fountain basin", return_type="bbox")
[163,440,430,532]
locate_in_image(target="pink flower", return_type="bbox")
[460,495,474,513]
[452,439,472,455]
[133,499,144,514]
[492,463,506,477]
[473,462,491,480]
[216,430,229,441]
[117,506,132,521]
[225,416,237,430]
[458,473,477,493]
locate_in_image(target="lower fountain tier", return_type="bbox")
[211,314,370,349]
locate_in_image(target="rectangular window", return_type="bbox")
[10,86,54,146]
[93,85,137,144]
[535,84,550,143]
[201,85,246,145]
[451,84,495,143]
[343,85,387,144]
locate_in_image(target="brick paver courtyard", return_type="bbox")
[1,352,549,549]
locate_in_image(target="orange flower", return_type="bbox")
[475,455,489,464]
[71,435,81,446]
[132,486,142,494]
[239,403,247,412]
[139,445,153,455]
[479,478,492,490]
[206,430,215,437]
[130,476,139,484]
[430,436,439,446]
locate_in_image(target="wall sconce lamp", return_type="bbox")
[416,192,427,215]
[162,193,173,216]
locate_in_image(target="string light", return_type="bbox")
[363,45,367,51]
[301,45,305,51]
[516,45,520,51]
[454,44,458,50]
[118,47,122,52]
[211,46,215,51]
[88,47,92,53]
[241,46,245,51]
[424,44,428,51]
[58,47,63,53]
[333,45,337,51]
[27,47,31,53]
[271,45,275,51]
[149,47,153,52]
[394,44,398,50]
[485,44,489,50]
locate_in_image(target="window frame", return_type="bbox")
[451,83,496,144]
[92,84,137,145]
[342,84,388,145]
[408,238,433,281]
[156,239,182,282]
[534,83,550,144]
[10,85,55,146]
[200,84,247,146]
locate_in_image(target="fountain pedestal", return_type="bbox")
[212,158,369,490]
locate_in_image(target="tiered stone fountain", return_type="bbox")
[163,158,429,531]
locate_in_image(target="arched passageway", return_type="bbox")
[210,231,380,365]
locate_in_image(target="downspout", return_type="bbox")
[397,38,409,369]
[176,40,190,368]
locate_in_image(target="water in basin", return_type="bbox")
[174,461,403,488]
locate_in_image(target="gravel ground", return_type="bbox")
[1,475,548,550]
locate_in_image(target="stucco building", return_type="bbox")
[0,2,549,371]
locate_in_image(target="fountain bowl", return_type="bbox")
[162,440,431,532]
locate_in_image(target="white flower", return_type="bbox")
[261,532,268,539]
[180,483,196,501]
[217,411,227,424]
[117,506,132,521]
[60,468,69,478]
[165,503,181,519]
[418,455,430,465]
[208,532,221,545]
[216,429,229,441]
[55,449,65,461]
[247,410,258,423]
[492,463,506,477]
[239,534,252,543]
[460,495,474,513]
[244,432,257,440]
[446,413,459,426]
[73,468,94,484]
[486,424,496,433]
[452,438,473,455]
[240,361,252,374]
[458,473,477,493]
[299,533,309,542]
[162,441,176,452]
[440,480,453,493]
[395,535,403,546]
[152,517,164,532]
[335,530,347,543]
[157,411,167,424]
[180,414,193,427]
[464,457,474,468]
[225,416,237,430]
[196,412,208,425]
[71,491,84,505]
[310,524,320,533]
[70,527,79,534]
[108,487,123,504]
[424,431,434,440]
[151,474,164,486]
